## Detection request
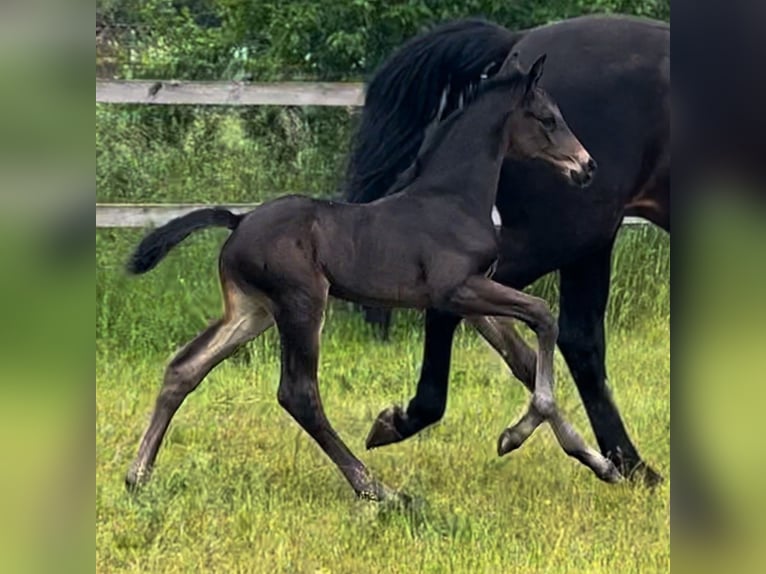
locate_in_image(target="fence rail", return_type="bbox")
[96,80,365,106]
[95,82,648,230]
[95,203,647,228]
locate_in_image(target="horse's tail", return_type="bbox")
[343,18,525,205]
[126,207,243,275]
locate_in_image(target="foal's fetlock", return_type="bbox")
[532,393,556,420]
[356,478,409,506]
[598,459,623,484]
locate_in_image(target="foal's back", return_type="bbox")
[220,190,497,310]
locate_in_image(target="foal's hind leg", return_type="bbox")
[274,291,400,502]
[444,277,620,483]
[125,286,273,490]
[468,315,622,481]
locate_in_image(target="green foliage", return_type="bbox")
[97,1,669,81]
[96,104,353,202]
[96,0,670,352]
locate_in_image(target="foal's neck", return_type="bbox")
[414,89,514,218]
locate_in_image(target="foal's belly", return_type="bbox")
[326,244,440,309]
[317,199,497,308]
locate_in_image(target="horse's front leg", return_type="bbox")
[558,246,663,486]
[366,309,461,449]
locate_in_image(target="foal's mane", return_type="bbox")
[383,66,526,196]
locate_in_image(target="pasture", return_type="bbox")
[96,225,669,573]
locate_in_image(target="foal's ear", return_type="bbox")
[497,50,521,76]
[526,53,547,92]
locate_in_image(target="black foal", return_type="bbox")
[124,51,618,501]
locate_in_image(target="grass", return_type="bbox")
[95,104,670,571]
[96,217,669,572]
[96,314,669,573]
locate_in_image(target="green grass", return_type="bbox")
[96,209,669,573]
[97,311,669,573]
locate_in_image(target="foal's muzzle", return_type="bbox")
[570,157,597,188]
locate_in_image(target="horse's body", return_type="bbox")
[345,16,670,484]
[124,54,619,500]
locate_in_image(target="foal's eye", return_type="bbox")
[540,116,556,130]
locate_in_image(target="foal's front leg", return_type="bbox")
[470,315,624,479]
[274,296,403,502]
[445,277,620,483]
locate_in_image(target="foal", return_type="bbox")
[125,51,619,501]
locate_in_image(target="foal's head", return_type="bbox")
[492,51,597,188]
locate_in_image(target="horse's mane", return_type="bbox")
[343,18,525,204]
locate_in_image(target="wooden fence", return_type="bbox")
[96,80,364,107]
[96,80,647,228]
[95,203,646,228]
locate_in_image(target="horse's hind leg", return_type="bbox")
[125,285,273,490]
[444,277,620,483]
[274,290,399,501]
[469,315,624,478]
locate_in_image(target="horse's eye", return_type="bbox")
[541,116,556,130]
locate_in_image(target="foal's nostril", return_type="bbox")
[570,166,593,188]
[586,158,597,173]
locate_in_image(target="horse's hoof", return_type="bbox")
[366,406,406,449]
[497,427,525,457]
[627,461,664,488]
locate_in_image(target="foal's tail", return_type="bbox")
[126,208,243,274]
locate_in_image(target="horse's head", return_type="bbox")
[496,51,597,188]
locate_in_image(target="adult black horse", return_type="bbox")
[343,15,669,485]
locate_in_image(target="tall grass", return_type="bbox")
[96,105,354,204]
[97,224,668,360]
[96,105,669,355]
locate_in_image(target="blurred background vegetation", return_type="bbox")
[96,1,670,353]
[96,0,670,203]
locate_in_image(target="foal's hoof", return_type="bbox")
[627,461,664,488]
[358,481,412,507]
[366,406,406,449]
[598,459,624,484]
[497,427,526,457]
[124,463,151,493]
